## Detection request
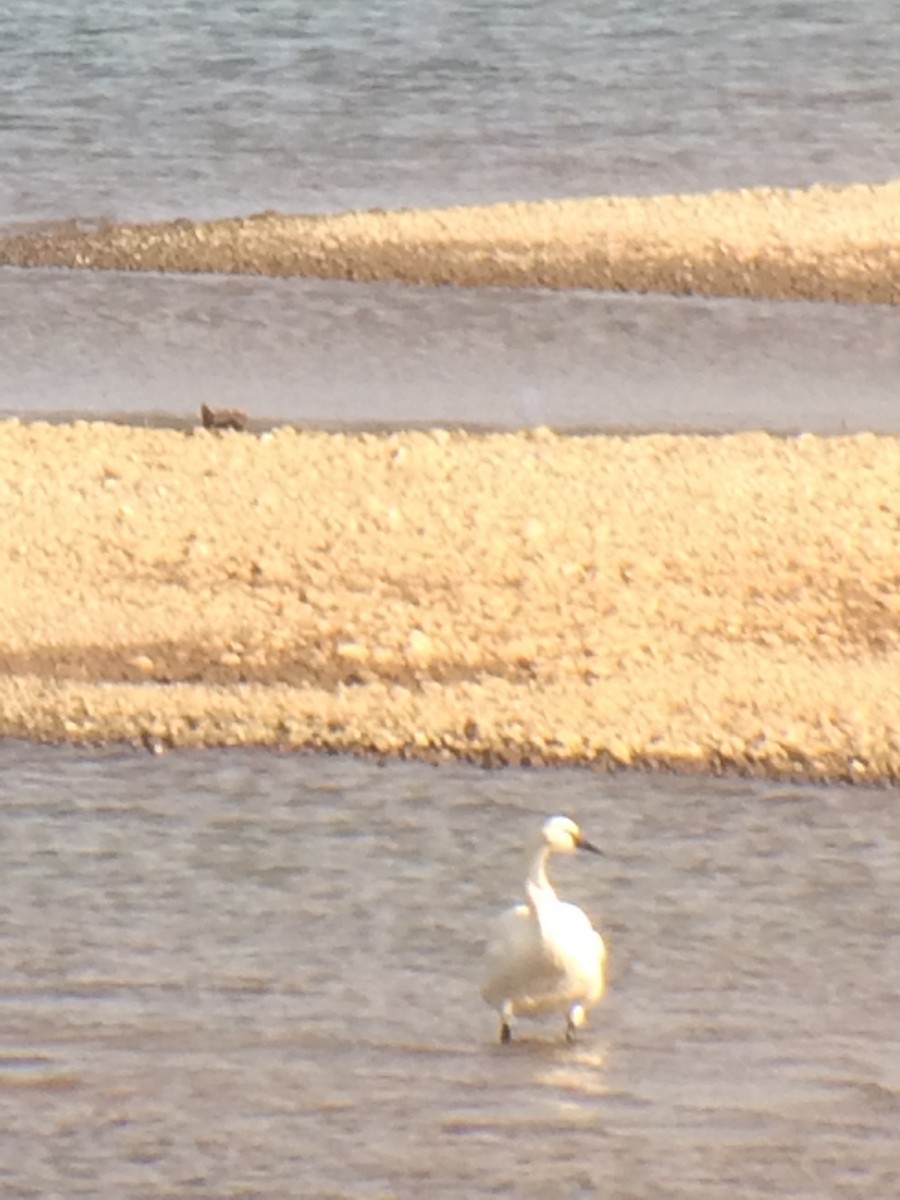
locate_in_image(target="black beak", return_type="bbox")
[578,837,602,855]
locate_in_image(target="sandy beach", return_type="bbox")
[3,180,900,304]
[2,419,899,780]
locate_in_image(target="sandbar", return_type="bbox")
[2,181,900,304]
[2,419,900,781]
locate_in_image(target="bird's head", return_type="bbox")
[541,814,601,856]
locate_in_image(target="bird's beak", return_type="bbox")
[578,837,602,855]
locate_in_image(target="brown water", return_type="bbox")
[1,744,898,1198]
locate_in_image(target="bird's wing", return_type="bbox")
[481,903,563,1004]
[542,902,606,973]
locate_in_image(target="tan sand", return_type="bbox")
[2,419,900,781]
[2,181,900,304]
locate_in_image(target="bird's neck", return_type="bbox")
[525,843,557,911]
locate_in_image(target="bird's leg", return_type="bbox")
[565,1004,586,1043]
[500,1002,514,1044]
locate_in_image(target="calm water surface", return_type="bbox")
[1,0,900,431]
[1,744,898,1197]
[2,0,898,223]
[3,270,900,433]
[3,0,897,223]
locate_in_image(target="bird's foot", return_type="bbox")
[500,1021,512,1044]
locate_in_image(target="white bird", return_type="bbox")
[481,814,606,1044]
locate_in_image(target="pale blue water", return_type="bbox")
[1,0,899,430]
[1,745,898,1197]
[2,0,898,223]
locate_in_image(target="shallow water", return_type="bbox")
[1,743,898,1197]
[3,269,900,434]
[3,0,900,433]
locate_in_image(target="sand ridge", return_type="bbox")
[3,180,900,304]
[2,419,900,781]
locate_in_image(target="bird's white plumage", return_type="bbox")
[481,815,606,1042]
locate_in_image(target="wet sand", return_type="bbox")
[2,419,900,781]
[2,181,900,304]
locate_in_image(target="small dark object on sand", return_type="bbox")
[200,404,248,432]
